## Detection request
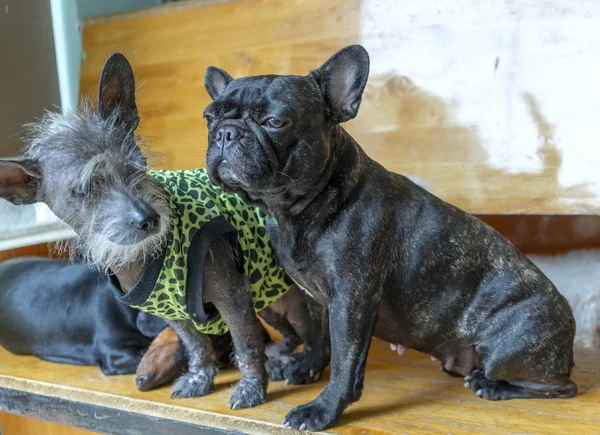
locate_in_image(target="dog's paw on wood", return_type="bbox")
[464,369,577,400]
[283,396,340,431]
[171,368,216,399]
[267,350,324,385]
[100,356,140,377]
[265,355,286,381]
[280,349,325,385]
[465,370,517,400]
[229,377,267,409]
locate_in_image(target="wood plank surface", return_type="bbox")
[80,0,600,215]
[0,243,58,262]
[0,413,93,435]
[0,342,598,434]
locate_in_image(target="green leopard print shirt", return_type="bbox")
[111,168,292,335]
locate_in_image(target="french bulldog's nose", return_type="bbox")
[130,203,160,232]
[216,126,242,149]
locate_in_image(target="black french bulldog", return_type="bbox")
[203,45,577,431]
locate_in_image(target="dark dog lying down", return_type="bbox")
[0,256,162,375]
[0,256,199,390]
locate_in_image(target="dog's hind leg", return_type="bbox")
[258,306,302,356]
[282,290,331,385]
[259,306,302,382]
[209,331,235,368]
[262,287,330,385]
[440,345,480,378]
[465,308,576,401]
[466,369,577,400]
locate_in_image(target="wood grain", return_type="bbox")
[0,243,57,262]
[80,0,600,215]
[0,413,93,435]
[478,214,600,254]
[0,342,598,434]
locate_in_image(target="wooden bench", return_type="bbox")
[0,340,598,434]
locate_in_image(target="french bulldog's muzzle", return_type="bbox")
[207,114,281,194]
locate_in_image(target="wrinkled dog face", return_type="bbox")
[0,54,171,270]
[203,45,370,207]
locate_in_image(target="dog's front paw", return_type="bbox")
[171,369,216,399]
[283,397,340,431]
[101,365,137,377]
[229,377,267,409]
[100,352,140,376]
[282,349,325,385]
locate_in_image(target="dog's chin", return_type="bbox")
[222,177,286,200]
[210,160,288,203]
[212,162,247,190]
[107,231,156,246]
[76,215,171,272]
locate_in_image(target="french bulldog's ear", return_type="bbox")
[98,53,140,131]
[0,159,42,205]
[204,66,233,100]
[311,45,370,123]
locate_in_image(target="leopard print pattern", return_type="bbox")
[131,168,292,335]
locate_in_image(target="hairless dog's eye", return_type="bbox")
[71,188,86,199]
[90,179,101,192]
[125,165,139,179]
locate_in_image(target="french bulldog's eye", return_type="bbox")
[264,118,286,129]
[204,115,214,126]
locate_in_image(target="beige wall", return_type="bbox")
[81,0,600,215]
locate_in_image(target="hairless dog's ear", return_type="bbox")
[0,159,42,205]
[204,66,233,100]
[310,45,370,124]
[98,53,140,131]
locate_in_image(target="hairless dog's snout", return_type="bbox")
[130,200,161,233]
